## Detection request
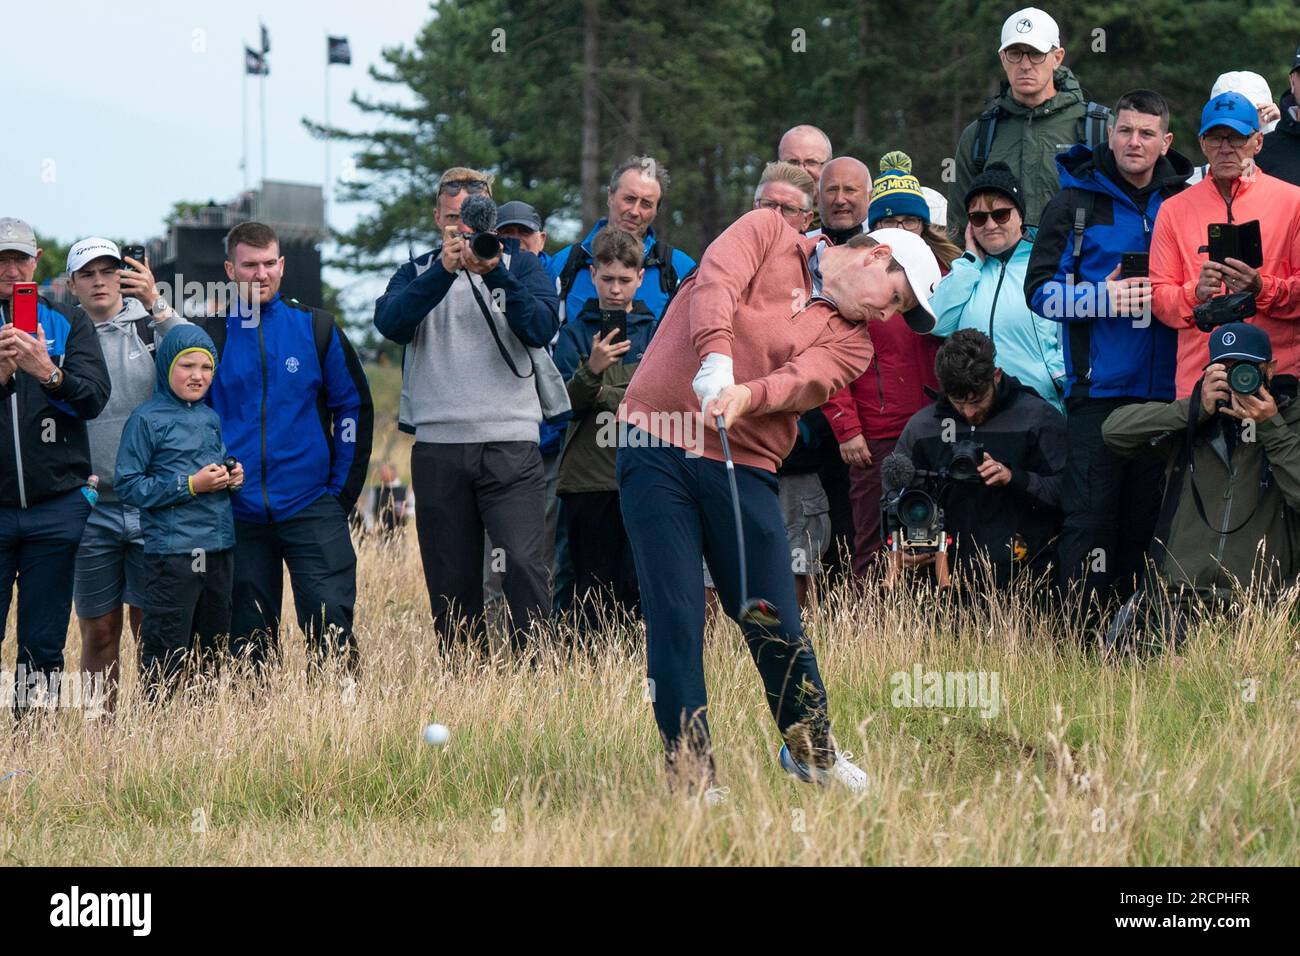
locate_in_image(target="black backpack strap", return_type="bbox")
[132,316,156,351]
[557,244,592,311]
[201,313,228,361]
[1083,101,1111,150]
[971,105,1002,173]
[310,307,336,370]
[644,239,679,296]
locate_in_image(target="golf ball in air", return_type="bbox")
[422,723,450,746]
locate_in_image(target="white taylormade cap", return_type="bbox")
[66,237,123,275]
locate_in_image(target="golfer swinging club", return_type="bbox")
[616,208,940,794]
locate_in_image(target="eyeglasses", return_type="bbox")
[967,208,1014,227]
[1001,48,1050,64]
[784,158,826,172]
[438,179,490,197]
[876,215,925,232]
[0,253,33,270]
[1202,132,1252,151]
[756,198,810,219]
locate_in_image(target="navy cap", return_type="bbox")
[1209,323,1271,364]
[496,201,542,232]
[1292,43,1300,74]
[1199,91,1260,137]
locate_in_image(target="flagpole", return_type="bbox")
[324,41,331,228]
[260,70,268,186]
[242,59,249,191]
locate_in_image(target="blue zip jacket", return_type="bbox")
[1025,143,1191,402]
[547,220,696,323]
[930,237,1067,414]
[204,295,374,524]
[115,324,235,555]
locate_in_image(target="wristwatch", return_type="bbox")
[41,367,63,390]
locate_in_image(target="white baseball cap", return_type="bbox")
[67,237,122,275]
[1210,71,1277,133]
[1000,7,1060,53]
[866,227,942,333]
[921,186,948,229]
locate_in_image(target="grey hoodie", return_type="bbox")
[84,298,186,503]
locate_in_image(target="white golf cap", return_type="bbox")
[1210,71,1277,133]
[921,186,948,229]
[999,7,1060,53]
[866,227,942,333]
[67,237,122,275]
[0,217,38,257]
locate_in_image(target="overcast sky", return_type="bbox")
[1,0,433,305]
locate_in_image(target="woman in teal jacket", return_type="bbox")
[929,162,1066,414]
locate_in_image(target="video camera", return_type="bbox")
[1194,291,1256,333]
[880,453,948,555]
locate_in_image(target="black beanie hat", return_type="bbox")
[964,161,1026,219]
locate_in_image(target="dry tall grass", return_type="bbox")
[2,529,1297,866]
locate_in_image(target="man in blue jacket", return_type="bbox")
[1026,89,1192,621]
[548,156,696,322]
[374,168,560,653]
[0,217,111,712]
[203,221,373,674]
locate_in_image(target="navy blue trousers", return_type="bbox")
[617,435,831,768]
[0,489,91,707]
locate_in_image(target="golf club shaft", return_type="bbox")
[715,415,749,608]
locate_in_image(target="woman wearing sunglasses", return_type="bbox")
[929,162,1066,414]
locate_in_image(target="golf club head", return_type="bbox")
[740,598,781,630]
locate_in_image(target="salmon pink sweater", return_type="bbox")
[1150,170,1300,397]
[620,208,876,472]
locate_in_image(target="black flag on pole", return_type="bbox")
[245,46,268,76]
[327,36,352,65]
[260,23,270,54]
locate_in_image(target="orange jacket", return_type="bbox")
[621,208,875,472]
[1150,170,1300,397]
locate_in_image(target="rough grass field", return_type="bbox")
[3,528,1298,866]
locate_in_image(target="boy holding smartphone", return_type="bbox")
[115,325,243,700]
[552,228,655,628]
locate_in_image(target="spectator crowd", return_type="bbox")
[5,9,1300,787]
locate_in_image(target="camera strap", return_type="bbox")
[467,273,535,381]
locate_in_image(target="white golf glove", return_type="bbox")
[692,352,734,413]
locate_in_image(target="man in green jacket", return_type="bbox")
[1102,323,1300,647]
[948,7,1109,238]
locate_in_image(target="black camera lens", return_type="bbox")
[898,489,936,528]
[469,232,502,260]
[223,456,239,473]
[1228,362,1262,395]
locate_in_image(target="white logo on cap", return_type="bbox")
[1017,18,1033,32]
[1222,331,1237,346]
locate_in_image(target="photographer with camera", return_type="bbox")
[551,227,653,628]
[374,168,561,654]
[895,329,1066,590]
[1102,323,1300,647]
[1151,91,1300,398]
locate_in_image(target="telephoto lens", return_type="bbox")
[1228,362,1262,396]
